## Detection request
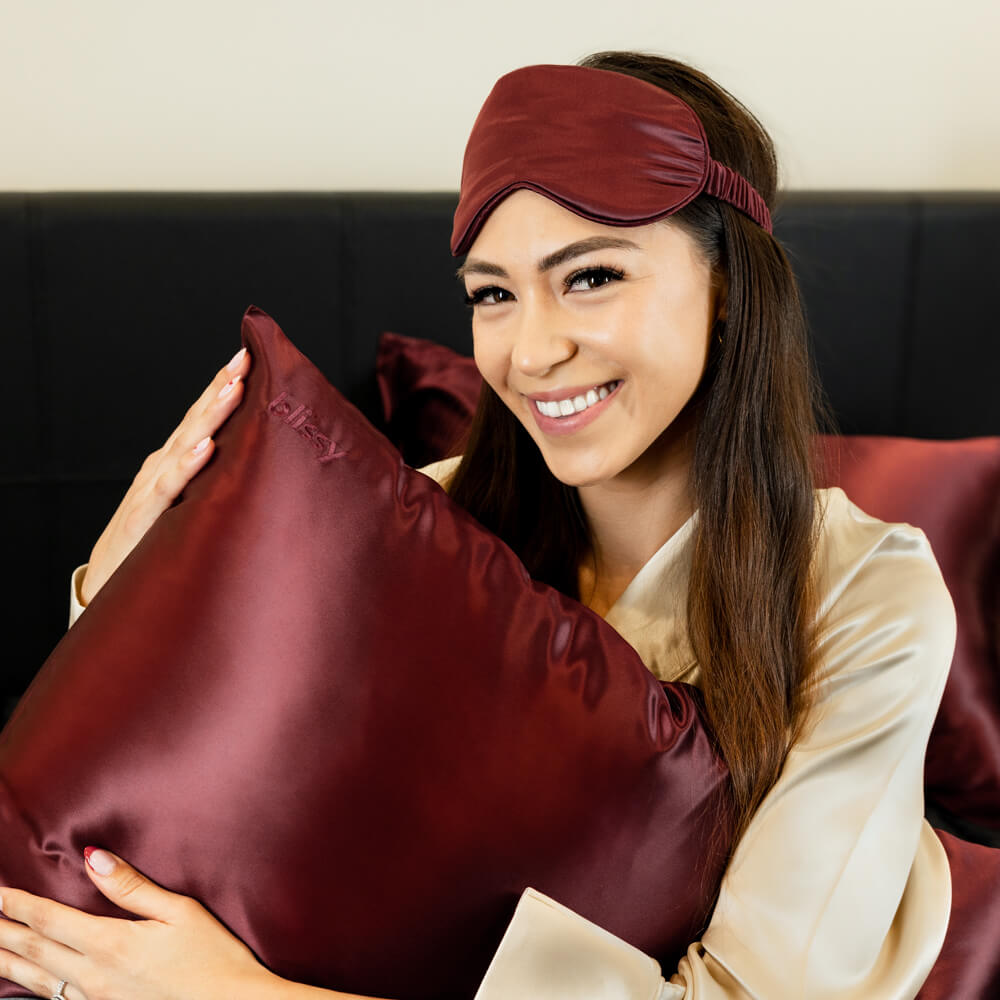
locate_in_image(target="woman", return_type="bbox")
[0,51,955,999]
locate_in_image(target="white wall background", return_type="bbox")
[1,0,997,191]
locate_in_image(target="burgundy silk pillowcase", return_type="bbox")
[376,332,482,468]
[814,434,1000,831]
[0,308,732,1000]
[375,332,1000,834]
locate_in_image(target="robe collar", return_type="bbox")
[602,511,701,685]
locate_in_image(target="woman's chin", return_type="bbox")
[538,454,622,490]
[534,435,690,492]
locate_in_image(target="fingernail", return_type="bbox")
[84,847,117,876]
[192,436,211,456]
[217,375,240,399]
[226,347,246,373]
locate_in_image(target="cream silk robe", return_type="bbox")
[67,458,956,1000]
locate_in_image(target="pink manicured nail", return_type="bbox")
[192,436,211,456]
[226,347,246,373]
[217,375,240,399]
[84,847,116,876]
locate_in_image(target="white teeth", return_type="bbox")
[533,381,620,419]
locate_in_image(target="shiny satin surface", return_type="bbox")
[450,64,772,255]
[375,331,484,469]
[385,341,1000,837]
[475,888,668,1000]
[817,434,1000,831]
[916,830,1000,998]
[426,456,959,999]
[0,307,733,999]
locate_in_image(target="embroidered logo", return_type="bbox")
[266,391,348,462]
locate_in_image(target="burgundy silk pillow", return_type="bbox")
[0,308,732,999]
[376,331,482,468]
[375,334,1000,833]
[915,829,1000,999]
[815,434,1000,831]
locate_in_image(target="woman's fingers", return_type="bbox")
[133,373,243,516]
[82,848,189,923]
[161,346,250,458]
[1,885,109,957]
[79,346,252,607]
[0,851,194,998]
[0,946,84,1000]
[0,851,275,1000]
[155,346,250,487]
[0,891,91,1000]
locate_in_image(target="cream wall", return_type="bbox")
[1,0,996,191]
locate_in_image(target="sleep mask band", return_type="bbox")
[451,63,773,256]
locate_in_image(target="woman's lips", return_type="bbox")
[526,380,623,437]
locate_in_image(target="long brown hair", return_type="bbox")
[449,51,827,845]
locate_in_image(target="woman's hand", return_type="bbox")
[0,847,283,1000]
[79,347,252,607]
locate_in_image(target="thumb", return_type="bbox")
[83,847,181,921]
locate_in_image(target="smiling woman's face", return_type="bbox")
[460,189,722,489]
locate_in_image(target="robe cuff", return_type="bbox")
[474,887,670,1000]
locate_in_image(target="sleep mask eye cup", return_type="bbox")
[451,63,772,257]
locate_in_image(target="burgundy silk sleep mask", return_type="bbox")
[451,63,773,256]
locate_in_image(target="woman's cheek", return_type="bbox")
[473,334,507,396]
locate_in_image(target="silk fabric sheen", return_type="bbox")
[376,331,483,469]
[815,434,1000,830]
[0,307,732,998]
[451,64,772,256]
[471,835,1000,1000]
[915,830,1000,999]
[377,335,1000,833]
[379,337,1000,997]
[422,456,955,998]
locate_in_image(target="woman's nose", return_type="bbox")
[510,303,577,378]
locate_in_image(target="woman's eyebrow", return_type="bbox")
[455,236,641,282]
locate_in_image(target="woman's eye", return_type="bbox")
[464,285,513,307]
[566,266,625,292]
[462,267,623,307]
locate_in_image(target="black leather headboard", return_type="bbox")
[2,191,998,708]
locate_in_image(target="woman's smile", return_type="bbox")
[525,379,624,436]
